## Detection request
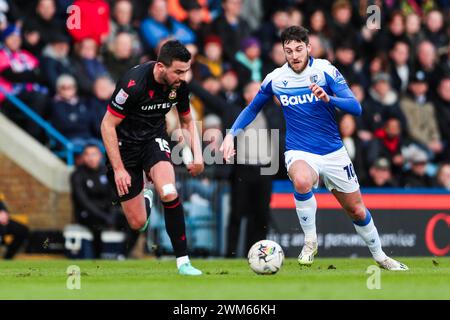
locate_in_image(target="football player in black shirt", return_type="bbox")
[101,40,204,275]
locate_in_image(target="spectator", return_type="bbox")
[88,75,115,139]
[400,69,443,157]
[361,52,390,90]
[180,0,211,51]
[263,41,285,77]
[68,0,110,45]
[49,74,100,150]
[195,35,225,80]
[423,9,448,52]
[210,0,251,62]
[0,195,29,259]
[415,40,440,88]
[351,82,374,143]
[287,6,302,27]
[70,144,139,258]
[332,41,359,83]
[40,31,73,94]
[402,146,434,188]
[389,40,411,93]
[434,163,450,190]
[434,76,450,160]
[360,73,406,133]
[368,117,408,179]
[22,0,66,48]
[257,7,289,60]
[0,24,49,143]
[373,11,407,52]
[140,0,196,52]
[103,32,140,82]
[309,34,328,60]
[106,0,142,56]
[404,12,425,50]
[329,0,359,49]
[308,9,332,58]
[71,37,109,96]
[233,37,263,84]
[0,0,21,28]
[339,114,367,184]
[240,0,263,32]
[366,157,399,187]
[219,69,240,105]
[168,0,211,24]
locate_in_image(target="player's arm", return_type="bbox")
[101,75,136,197]
[310,83,362,116]
[176,84,204,176]
[310,63,362,116]
[179,111,204,176]
[220,82,273,161]
[100,111,131,197]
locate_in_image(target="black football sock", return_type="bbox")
[163,197,188,258]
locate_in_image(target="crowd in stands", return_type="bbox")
[0,0,449,190]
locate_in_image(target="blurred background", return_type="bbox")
[0,0,448,260]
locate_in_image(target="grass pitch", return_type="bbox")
[0,257,448,300]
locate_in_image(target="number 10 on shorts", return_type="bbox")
[343,163,355,180]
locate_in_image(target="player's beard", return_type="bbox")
[289,53,309,74]
[163,73,181,89]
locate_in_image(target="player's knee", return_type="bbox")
[346,204,366,221]
[292,175,313,194]
[159,183,178,202]
[128,215,147,230]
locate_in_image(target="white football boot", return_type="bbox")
[298,240,318,266]
[376,257,409,271]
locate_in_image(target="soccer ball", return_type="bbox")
[248,240,284,275]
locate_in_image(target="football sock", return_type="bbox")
[353,209,387,261]
[163,197,188,258]
[137,197,152,233]
[176,255,190,269]
[294,191,317,242]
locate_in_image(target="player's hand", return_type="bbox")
[187,162,204,177]
[309,83,330,103]
[114,167,132,197]
[220,134,236,163]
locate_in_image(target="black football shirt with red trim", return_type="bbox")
[107,61,190,144]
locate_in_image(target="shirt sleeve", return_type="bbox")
[323,63,350,94]
[107,73,138,119]
[176,83,191,116]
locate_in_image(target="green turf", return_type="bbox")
[0,257,448,299]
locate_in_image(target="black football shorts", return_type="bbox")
[106,134,172,202]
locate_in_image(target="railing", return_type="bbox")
[0,86,76,166]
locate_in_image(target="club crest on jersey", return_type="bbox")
[169,89,177,100]
[310,74,318,84]
[148,90,155,98]
[115,89,129,105]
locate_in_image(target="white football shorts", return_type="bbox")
[284,146,360,193]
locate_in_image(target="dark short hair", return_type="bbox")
[157,40,191,66]
[280,26,309,46]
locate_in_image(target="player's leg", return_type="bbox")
[286,152,320,266]
[107,167,149,232]
[148,161,202,275]
[323,148,408,270]
[332,190,408,270]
